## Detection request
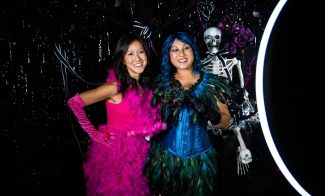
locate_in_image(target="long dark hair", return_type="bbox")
[113,33,153,93]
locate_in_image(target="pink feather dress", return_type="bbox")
[82,71,163,196]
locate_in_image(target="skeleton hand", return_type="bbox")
[207,120,223,135]
[239,147,252,164]
[237,146,252,176]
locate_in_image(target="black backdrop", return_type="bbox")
[1,0,322,195]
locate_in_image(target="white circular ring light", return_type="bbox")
[255,0,311,195]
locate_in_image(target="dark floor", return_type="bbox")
[2,121,303,196]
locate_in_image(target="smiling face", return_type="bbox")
[123,40,148,80]
[169,39,194,71]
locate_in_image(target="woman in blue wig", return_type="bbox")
[144,32,232,195]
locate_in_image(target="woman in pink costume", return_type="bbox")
[67,33,166,196]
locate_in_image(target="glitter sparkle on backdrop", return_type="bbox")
[1,0,285,195]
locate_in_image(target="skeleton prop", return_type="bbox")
[203,26,253,175]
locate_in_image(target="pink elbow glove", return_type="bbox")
[127,121,167,137]
[67,93,110,145]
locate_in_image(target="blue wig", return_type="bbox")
[160,32,202,76]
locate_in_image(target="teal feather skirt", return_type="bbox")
[144,142,219,195]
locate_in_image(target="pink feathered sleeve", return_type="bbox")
[67,93,111,145]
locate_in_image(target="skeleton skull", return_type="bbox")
[204,27,222,53]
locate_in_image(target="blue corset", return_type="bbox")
[159,107,212,158]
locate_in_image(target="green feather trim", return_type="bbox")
[144,142,219,195]
[153,71,232,124]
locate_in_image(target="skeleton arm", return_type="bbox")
[233,127,247,150]
[235,59,244,89]
[235,59,250,100]
[234,126,252,175]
